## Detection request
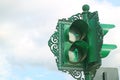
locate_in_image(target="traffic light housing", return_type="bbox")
[56,19,89,70]
[48,4,117,80]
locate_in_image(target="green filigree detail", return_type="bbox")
[48,32,59,57]
[69,70,84,80]
[68,13,82,22]
[61,69,84,80]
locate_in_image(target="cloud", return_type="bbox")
[0,55,11,80]
[0,21,55,66]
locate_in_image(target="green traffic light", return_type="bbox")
[48,4,117,80]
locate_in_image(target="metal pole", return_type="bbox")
[85,72,92,80]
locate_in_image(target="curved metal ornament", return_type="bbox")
[68,13,82,22]
[61,69,84,80]
[48,31,59,57]
[68,70,84,80]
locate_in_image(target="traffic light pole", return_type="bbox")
[82,5,89,24]
[82,5,92,80]
[85,72,92,80]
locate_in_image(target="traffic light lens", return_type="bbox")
[69,32,80,42]
[68,49,79,63]
[68,40,88,64]
[69,19,88,40]
[67,20,89,64]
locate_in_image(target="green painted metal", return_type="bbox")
[100,24,115,35]
[81,5,103,80]
[48,4,117,80]
[100,44,117,58]
[85,72,92,80]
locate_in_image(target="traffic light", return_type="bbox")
[55,19,89,70]
[48,4,117,80]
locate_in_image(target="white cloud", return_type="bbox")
[0,55,11,80]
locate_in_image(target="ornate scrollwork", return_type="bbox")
[59,13,82,22]
[48,32,59,57]
[68,13,82,22]
[61,69,85,80]
[69,70,84,80]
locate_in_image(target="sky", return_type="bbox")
[0,0,120,80]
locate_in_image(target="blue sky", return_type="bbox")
[0,0,120,80]
[97,0,120,6]
[10,66,66,80]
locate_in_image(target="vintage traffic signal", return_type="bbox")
[48,4,117,80]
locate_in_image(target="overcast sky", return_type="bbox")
[0,0,120,80]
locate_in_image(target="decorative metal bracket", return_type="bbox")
[48,32,59,57]
[66,69,85,80]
